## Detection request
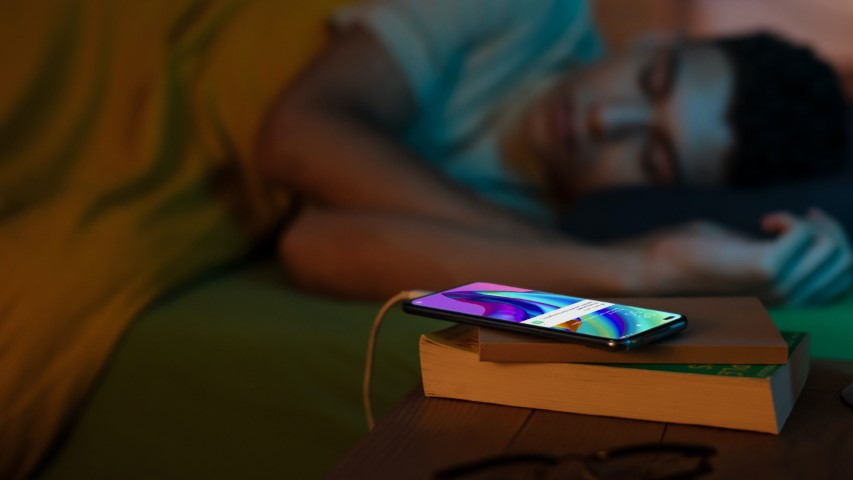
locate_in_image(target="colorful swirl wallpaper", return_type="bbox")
[411,282,680,340]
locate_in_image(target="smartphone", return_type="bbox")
[403,282,686,351]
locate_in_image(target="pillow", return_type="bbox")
[560,177,853,242]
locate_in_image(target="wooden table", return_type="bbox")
[327,360,853,479]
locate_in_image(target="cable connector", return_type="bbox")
[404,289,431,300]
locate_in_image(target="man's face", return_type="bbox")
[519,43,735,201]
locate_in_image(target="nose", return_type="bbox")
[588,102,653,139]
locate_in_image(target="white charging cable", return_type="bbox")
[363,289,431,430]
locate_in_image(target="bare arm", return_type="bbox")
[280,204,852,303]
[256,26,541,237]
[279,206,641,299]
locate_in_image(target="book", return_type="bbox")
[420,325,810,434]
[479,297,789,364]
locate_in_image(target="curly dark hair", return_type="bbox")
[712,33,850,187]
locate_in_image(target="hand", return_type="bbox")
[760,209,853,305]
[635,210,853,305]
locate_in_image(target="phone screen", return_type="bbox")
[410,282,682,341]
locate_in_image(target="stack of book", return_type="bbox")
[419,297,810,434]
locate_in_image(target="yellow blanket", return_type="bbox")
[0,1,345,477]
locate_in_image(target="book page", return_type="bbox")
[422,325,479,353]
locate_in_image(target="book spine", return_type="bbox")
[769,335,811,431]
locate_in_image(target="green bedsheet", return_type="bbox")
[32,260,853,479]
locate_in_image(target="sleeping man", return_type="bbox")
[255,0,852,304]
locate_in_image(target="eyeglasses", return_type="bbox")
[434,442,716,480]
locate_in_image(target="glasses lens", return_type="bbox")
[586,450,710,480]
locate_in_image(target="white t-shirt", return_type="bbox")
[333,0,604,220]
